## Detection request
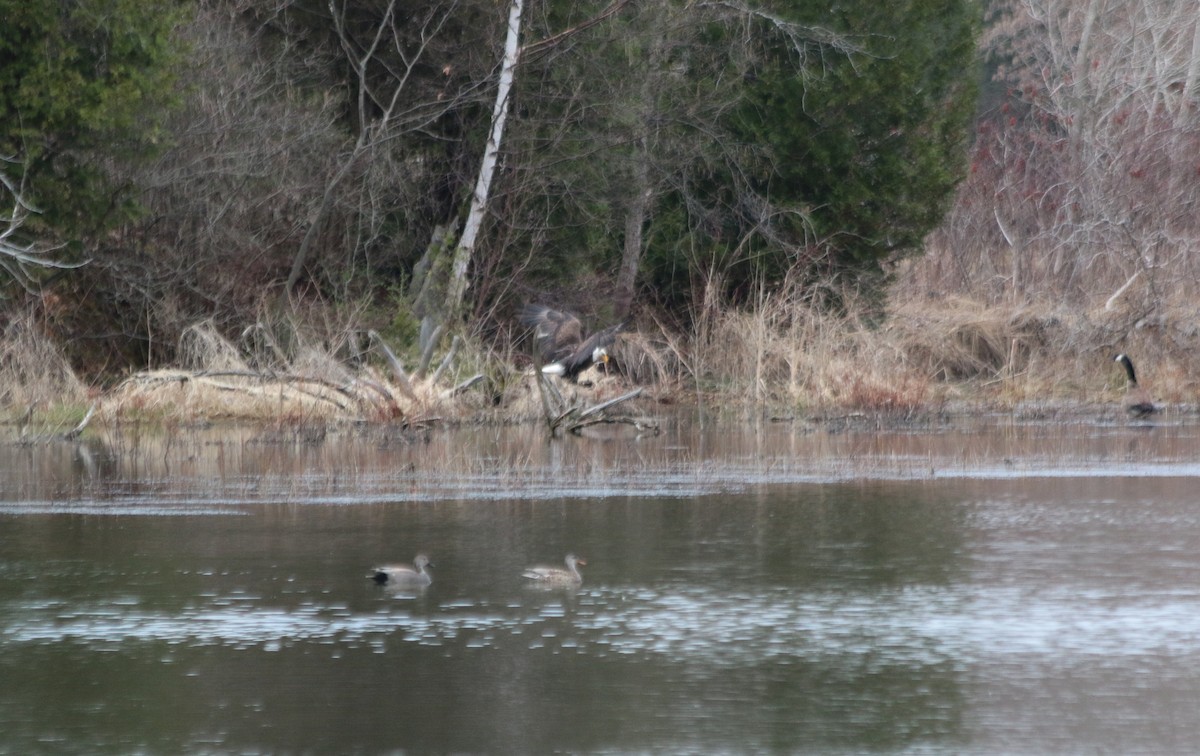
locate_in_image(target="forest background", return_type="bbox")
[2,0,1199,422]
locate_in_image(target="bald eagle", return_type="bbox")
[519,304,624,382]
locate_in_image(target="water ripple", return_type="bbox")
[6,583,1200,667]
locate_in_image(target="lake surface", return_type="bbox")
[3,413,1200,753]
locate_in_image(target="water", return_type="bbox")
[2,415,1200,753]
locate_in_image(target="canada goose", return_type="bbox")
[521,554,586,586]
[518,304,624,382]
[369,554,433,586]
[1114,353,1157,417]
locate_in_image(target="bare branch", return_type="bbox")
[368,330,418,400]
[415,323,445,380]
[63,403,98,441]
[520,0,633,59]
[575,387,644,420]
[286,1,470,296]
[0,165,88,291]
[696,0,869,65]
[428,334,461,386]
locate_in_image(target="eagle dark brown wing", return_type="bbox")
[576,319,624,362]
[518,304,584,363]
[518,304,625,381]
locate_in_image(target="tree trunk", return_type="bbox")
[446,0,524,317]
[613,10,666,320]
[614,156,649,320]
[284,150,362,297]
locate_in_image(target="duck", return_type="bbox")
[518,304,624,382]
[1114,353,1158,417]
[369,554,433,586]
[521,554,586,586]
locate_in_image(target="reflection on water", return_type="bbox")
[5,415,1200,509]
[3,416,1200,752]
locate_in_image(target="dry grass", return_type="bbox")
[889,294,1200,410]
[7,276,1200,436]
[893,227,1200,409]
[100,319,487,427]
[614,280,1200,416]
[627,284,941,414]
[0,312,89,423]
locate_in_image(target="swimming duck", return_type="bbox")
[1114,353,1158,417]
[369,554,433,586]
[521,553,586,586]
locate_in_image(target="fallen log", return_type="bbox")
[368,331,418,401]
[63,402,97,440]
[576,388,643,420]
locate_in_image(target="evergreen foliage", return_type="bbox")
[0,0,184,240]
[0,0,982,377]
[731,0,980,276]
[512,0,980,309]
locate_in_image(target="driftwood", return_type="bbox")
[532,373,651,436]
[414,323,445,380]
[13,401,98,444]
[576,388,643,420]
[428,335,460,386]
[446,373,485,398]
[116,367,407,420]
[368,330,417,400]
[63,403,98,440]
[568,414,660,434]
[349,376,397,405]
[108,323,482,423]
[567,389,657,435]
[551,405,581,434]
[17,402,35,439]
[130,370,352,405]
[370,329,471,402]
[149,371,353,412]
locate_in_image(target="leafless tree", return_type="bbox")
[285,0,489,298]
[0,165,84,292]
[923,0,1200,310]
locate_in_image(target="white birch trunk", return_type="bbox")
[446,0,523,314]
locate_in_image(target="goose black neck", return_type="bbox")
[1118,355,1138,385]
